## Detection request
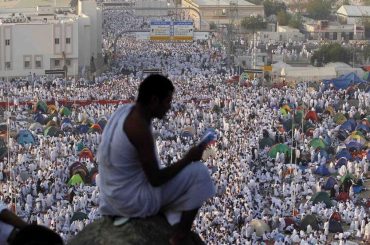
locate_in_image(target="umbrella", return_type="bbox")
[34,101,48,113]
[70,212,88,224]
[250,219,270,237]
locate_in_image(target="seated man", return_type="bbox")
[98,74,215,244]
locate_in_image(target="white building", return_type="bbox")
[257,26,305,43]
[0,0,102,78]
[337,5,370,25]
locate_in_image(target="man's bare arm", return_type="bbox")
[124,113,204,187]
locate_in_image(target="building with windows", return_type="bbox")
[304,20,365,41]
[337,5,370,25]
[182,0,264,29]
[0,0,102,78]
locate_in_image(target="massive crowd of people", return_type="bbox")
[0,6,369,245]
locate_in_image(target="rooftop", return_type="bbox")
[192,0,255,6]
[0,0,70,9]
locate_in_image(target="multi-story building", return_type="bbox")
[0,0,102,78]
[182,0,264,30]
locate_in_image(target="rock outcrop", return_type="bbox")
[67,215,205,245]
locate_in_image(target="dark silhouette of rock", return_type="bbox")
[67,215,205,245]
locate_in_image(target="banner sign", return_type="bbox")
[150,20,193,41]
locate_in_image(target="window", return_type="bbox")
[35,55,43,69]
[5,39,10,46]
[55,38,60,44]
[54,59,60,67]
[35,60,42,68]
[65,59,71,66]
[66,38,71,44]
[24,61,30,69]
[5,62,11,69]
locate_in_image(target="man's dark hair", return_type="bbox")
[137,74,174,105]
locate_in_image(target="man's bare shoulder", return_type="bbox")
[123,108,151,146]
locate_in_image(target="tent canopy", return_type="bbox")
[68,174,84,187]
[300,214,319,231]
[250,219,271,237]
[16,130,36,146]
[310,191,332,207]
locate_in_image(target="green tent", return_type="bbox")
[340,173,355,184]
[309,138,327,149]
[259,137,275,150]
[300,214,319,231]
[44,126,63,137]
[310,191,332,207]
[333,113,347,125]
[268,143,291,159]
[59,107,72,117]
[68,174,84,186]
[35,101,48,113]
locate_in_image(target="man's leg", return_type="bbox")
[169,208,199,245]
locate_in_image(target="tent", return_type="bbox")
[29,122,43,134]
[340,173,355,185]
[337,192,350,202]
[75,125,90,134]
[69,162,88,180]
[315,165,330,176]
[181,126,195,138]
[335,157,348,169]
[355,124,369,133]
[340,119,357,132]
[305,111,319,122]
[330,212,341,222]
[59,107,72,117]
[34,101,48,113]
[61,122,73,132]
[250,219,270,237]
[79,148,94,161]
[67,174,84,187]
[268,143,291,159]
[310,138,326,149]
[333,113,347,125]
[47,105,58,114]
[324,177,337,190]
[16,130,36,146]
[310,191,332,207]
[44,126,63,137]
[33,113,47,125]
[97,118,108,130]
[70,211,88,224]
[300,214,319,231]
[323,72,366,90]
[335,149,352,161]
[329,220,343,233]
[88,124,102,134]
[259,137,275,149]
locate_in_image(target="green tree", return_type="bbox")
[241,15,267,33]
[277,10,290,26]
[288,13,303,29]
[311,43,350,66]
[305,0,332,20]
[263,0,287,17]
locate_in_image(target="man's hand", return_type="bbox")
[183,145,206,163]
